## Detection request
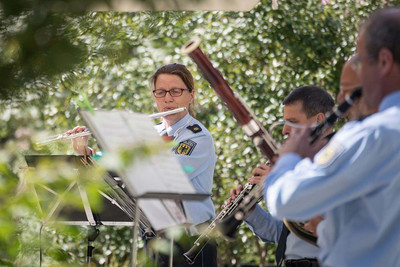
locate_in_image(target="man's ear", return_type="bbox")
[378,48,394,77]
[316,112,325,123]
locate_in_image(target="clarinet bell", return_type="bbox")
[216,212,244,242]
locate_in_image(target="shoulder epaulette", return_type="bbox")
[187,124,202,133]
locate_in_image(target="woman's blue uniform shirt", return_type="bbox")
[155,112,216,225]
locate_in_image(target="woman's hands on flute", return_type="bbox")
[65,125,94,156]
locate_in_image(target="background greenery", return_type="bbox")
[1,0,399,266]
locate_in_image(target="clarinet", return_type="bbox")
[183,182,256,264]
[310,87,362,144]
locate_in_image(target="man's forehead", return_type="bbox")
[283,101,307,117]
[340,58,361,92]
[283,100,303,110]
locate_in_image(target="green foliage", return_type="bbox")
[2,0,400,266]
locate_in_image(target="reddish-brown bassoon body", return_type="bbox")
[182,39,278,161]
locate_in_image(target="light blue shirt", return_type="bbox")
[155,113,216,225]
[246,205,319,260]
[265,91,400,267]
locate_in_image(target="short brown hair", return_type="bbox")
[283,86,334,118]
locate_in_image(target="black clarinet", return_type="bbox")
[183,183,256,264]
[310,87,362,144]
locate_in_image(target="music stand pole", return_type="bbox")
[87,226,100,265]
[169,236,173,267]
[131,198,140,267]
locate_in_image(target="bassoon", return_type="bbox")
[181,39,284,264]
[182,39,279,160]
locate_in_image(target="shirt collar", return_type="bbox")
[166,112,192,136]
[379,90,400,111]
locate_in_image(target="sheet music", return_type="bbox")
[79,111,137,151]
[139,199,186,231]
[79,109,197,230]
[117,110,196,195]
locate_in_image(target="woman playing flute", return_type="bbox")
[67,63,218,267]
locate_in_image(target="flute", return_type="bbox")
[148,107,186,119]
[36,107,186,146]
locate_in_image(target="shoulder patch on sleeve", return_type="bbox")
[187,124,202,133]
[315,141,345,167]
[175,139,197,156]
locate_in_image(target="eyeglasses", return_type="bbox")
[351,54,371,73]
[269,120,315,132]
[152,88,190,98]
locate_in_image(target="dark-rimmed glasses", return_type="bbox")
[351,54,371,73]
[153,88,190,98]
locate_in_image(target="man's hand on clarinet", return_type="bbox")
[279,127,327,159]
[221,163,272,210]
[221,184,243,209]
[65,125,93,156]
[248,163,272,184]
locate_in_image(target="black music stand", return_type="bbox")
[25,155,140,266]
[78,109,213,267]
[25,155,210,267]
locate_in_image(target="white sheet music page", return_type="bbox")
[79,109,196,230]
[139,199,186,231]
[120,111,196,195]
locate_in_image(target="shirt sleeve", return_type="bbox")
[245,204,283,243]
[265,124,397,221]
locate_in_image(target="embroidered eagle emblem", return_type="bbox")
[175,139,197,156]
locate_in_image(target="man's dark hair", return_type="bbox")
[362,8,400,65]
[283,86,334,118]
